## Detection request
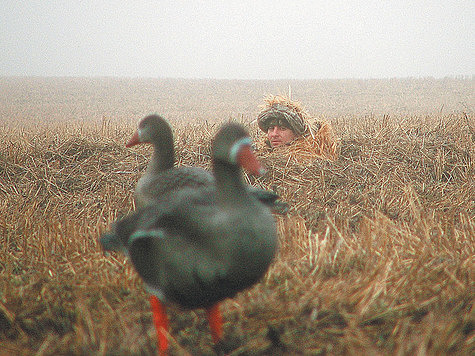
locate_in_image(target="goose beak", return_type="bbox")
[238,145,266,176]
[126,131,140,148]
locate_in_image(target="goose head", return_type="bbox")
[212,123,265,176]
[126,114,173,148]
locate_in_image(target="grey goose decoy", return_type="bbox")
[101,123,278,354]
[125,114,214,209]
[125,114,288,212]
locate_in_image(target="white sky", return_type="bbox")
[1,1,473,79]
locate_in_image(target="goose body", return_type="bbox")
[111,184,276,309]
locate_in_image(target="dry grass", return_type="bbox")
[0,78,474,355]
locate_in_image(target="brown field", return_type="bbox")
[0,77,473,355]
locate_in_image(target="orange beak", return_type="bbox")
[126,131,140,148]
[238,145,266,176]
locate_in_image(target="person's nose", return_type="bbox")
[268,127,278,136]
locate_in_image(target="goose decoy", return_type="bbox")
[125,114,288,213]
[101,123,278,354]
[125,114,214,209]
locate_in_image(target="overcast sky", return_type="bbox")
[1,1,473,79]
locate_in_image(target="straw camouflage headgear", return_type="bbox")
[257,95,309,135]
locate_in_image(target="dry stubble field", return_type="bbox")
[0,77,473,355]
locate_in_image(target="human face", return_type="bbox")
[267,125,297,147]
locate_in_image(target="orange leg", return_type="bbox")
[206,303,223,344]
[149,296,169,355]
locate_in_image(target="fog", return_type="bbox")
[1,1,473,79]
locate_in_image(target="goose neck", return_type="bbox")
[148,143,175,174]
[214,162,249,205]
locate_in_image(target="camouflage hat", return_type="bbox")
[257,96,308,135]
